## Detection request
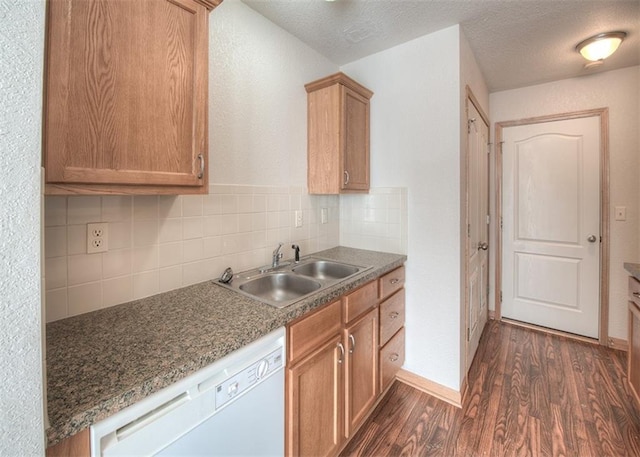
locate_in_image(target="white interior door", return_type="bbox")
[466,102,489,369]
[502,116,600,338]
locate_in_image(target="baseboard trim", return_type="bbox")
[608,336,628,352]
[395,369,463,408]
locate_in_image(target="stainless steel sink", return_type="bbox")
[292,260,359,280]
[214,257,371,308]
[239,273,321,304]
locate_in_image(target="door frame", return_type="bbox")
[463,86,490,373]
[494,108,610,345]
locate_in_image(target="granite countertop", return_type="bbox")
[625,263,640,282]
[46,247,406,446]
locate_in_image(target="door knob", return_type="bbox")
[478,242,489,251]
[587,235,597,243]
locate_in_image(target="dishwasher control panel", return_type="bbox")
[215,347,283,410]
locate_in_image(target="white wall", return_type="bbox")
[490,66,640,341]
[0,0,46,453]
[342,26,464,390]
[44,0,341,320]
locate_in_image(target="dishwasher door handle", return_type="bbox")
[116,392,190,441]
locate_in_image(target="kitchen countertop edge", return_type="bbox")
[46,247,406,446]
[625,263,640,282]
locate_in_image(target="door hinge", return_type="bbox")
[467,223,471,237]
[487,142,492,154]
[486,215,490,225]
[467,327,470,341]
[500,291,503,303]
[500,217,503,230]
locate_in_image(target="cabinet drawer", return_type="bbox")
[343,281,377,324]
[379,266,405,300]
[288,300,342,364]
[630,277,640,307]
[379,289,405,346]
[380,327,405,392]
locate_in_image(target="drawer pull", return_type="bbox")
[337,342,345,364]
[634,292,640,299]
[389,311,399,319]
[389,353,399,362]
[390,278,399,284]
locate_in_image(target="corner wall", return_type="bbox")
[0,0,46,453]
[490,66,640,341]
[342,26,463,390]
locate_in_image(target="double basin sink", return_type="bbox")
[215,258,371,308]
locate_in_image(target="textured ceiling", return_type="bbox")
[241,0,640,92]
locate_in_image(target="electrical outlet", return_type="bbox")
[321,208,328,224]
[295,210,303,228]
[87,223,108,254]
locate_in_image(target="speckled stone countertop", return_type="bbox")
[46,247,406,446]
[625,263,640,282]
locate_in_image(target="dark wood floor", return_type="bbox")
[341,320,640,456]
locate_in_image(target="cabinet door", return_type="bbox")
[45,0,208,192]
[345,308,378,437]
[287,335,345,457]
[341,86,370,192]
[629,300,640,405]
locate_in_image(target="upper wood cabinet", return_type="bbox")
[43,0,221,195]
[305,72,373,194]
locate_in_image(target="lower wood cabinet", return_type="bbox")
[287,334,344,457]
[345,308,378,437]
[628,277,640,405]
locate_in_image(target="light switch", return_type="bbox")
[321,208,328,224]
[295,210,303,228]
[615,206,626,221]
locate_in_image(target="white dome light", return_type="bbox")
[576,32,627,62]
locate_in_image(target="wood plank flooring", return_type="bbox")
[341,321,640,456]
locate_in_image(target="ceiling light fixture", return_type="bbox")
[576,31,627,62]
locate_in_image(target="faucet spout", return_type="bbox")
[272,243,284,268]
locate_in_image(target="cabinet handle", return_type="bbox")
[344,170,350,185]
[390,278,399,285]
[197,154,205,179]
[389,353,399,362]
[337,342,345,364]
[389,311,399,319]
[348,334,356,354]
[633,292,640,299]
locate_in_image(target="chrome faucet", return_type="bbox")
[272,243,284,268]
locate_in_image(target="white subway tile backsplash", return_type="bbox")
[45,288,67,322]
[132,245,158,273]
[68,282,102,316]
[159,242,183,268]
[108,221,132,250]
[67,196,101,225]
[182,195,203,217]
[159,218,183,243]
[183,238,204,263]
[103,249,132,279]
[182,217,203,240]
[45,257,67,290]
[159,195,182,218]
[44,185,342,322]
[133,220,158,247]
[45,196,67,227]
[133,196,158,220]
[102,196,132,222]
[159,266,182,293]
[133,271,159,300]
[103,276,133,308]
[45,226,67,258]
[68,254,102,286]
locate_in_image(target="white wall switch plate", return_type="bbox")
[295,210,303,228]
[615,206,626,221]
[321,208,328,224]
[87,222,108,253]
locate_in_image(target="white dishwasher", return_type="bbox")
[91,327,285,456]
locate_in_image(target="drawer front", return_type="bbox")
[343,280,378,324]
[379,266,405,300]
[380,327,405,392]
[288,299,342,364]
[379,289,405,346]
[630,276,640,308]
